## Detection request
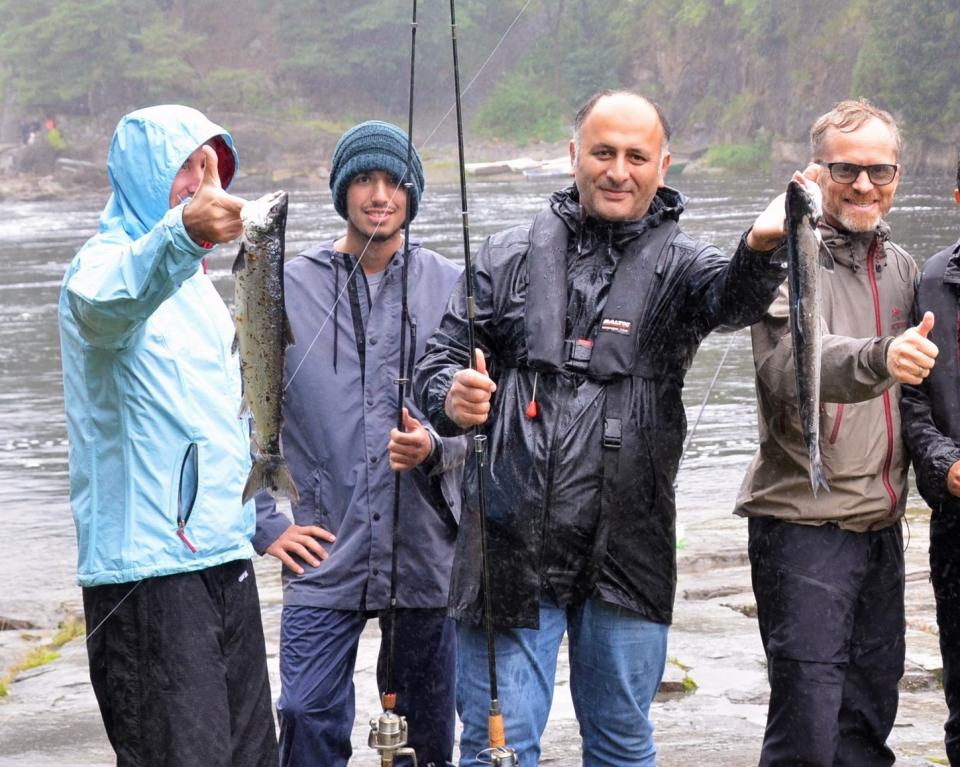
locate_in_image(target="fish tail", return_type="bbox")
[808,449,830,498]
[243,455,301,505]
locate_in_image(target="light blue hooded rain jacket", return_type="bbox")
[58,105,255,587]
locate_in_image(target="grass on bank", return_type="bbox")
[703,141,772,173]
[0,615,85,697]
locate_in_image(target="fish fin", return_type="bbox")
[284,312,296,346]
[232,242,246,274]
[238,395,250,419]
[231,330,239,355]
[819,239,835,271]
[242,455,300,505]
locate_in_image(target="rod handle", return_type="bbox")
[488,712,506,748]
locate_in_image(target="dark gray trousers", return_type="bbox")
[931,506,960,765]
[748,516,905,767]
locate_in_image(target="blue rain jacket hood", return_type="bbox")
[58,105,254,587]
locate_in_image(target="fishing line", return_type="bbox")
[284,0,533,391]
[676,332,737,478]
[84,579,142,643]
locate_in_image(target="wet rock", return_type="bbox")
[683,585,741,600]
[0,617,37,631]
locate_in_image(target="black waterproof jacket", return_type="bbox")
[414,186,787,629]
[901,239,960,511]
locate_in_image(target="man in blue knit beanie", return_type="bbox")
[255,119,465,767]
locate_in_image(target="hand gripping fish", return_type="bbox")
[233,190,300,504]
[785,175,830,496]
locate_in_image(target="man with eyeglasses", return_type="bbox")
[735,98,938,766]
[900,155,960,764]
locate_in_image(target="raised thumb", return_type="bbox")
[474,348,487,376]
[918,311,935,338]
[401,407,421,431]
[200,144,221,189]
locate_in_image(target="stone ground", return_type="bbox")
[0,511,949,766]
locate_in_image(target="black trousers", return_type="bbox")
[931,506,960,765]
[748,517,905,767]
[83,560,279,767]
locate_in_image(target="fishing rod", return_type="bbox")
[449,1,516,764]
[368,2,419,765]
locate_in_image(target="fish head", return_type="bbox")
[787,176,823,226]
[241,190,288,244]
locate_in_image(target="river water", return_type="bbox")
[0,171,957,627]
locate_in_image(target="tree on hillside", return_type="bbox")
[853,0,960,161]
[0,0,207,115]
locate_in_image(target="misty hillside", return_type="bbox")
[0,0,957,170]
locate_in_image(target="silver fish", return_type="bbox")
[785,177,829,496]
[233,190,299,504]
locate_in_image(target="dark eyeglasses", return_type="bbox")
[817,161,899,186]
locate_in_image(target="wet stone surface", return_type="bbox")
[0,514,949,766]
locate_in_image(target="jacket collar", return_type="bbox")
[818,219,890,272]
[943,239,960,285]
[550,185,685,250]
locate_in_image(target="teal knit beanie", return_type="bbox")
[329,120,425,221]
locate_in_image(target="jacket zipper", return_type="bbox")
[828,404,844,444]
[867,241,898,514]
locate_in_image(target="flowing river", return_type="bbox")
[1,171,957,628]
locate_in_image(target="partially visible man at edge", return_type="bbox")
[58,105,278,766]
[254,120,466,767]
[900,153,960,765]
[735,98,938,766]
[414,89,790,766]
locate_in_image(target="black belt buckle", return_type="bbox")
[603,417,622,449]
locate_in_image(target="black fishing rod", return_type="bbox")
[449,2,516,764]
[368,2,420,765]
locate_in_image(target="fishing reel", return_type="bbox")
[478,746,518,766]
[368,709,417,767]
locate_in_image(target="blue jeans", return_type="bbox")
[456,598,668,767]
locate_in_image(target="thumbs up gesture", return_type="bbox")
[388,407,434,472]
[182,144,247,245]
[445,348,497,428]
[887,311,938,385]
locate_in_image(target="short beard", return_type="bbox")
[833,208,882,234]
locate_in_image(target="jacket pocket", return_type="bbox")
[175,442,199,552]
[827,403,844,444]
[310,466,331,528]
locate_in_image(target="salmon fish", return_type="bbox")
[233,190,299,504]
[785,176,829,496]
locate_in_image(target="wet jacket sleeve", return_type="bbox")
[252,491,292,555]
[901,380,960,504]
[753,284,893,405]
[414,235,501,438]
[900,286,960,504]
[64,204,208,350]
[680,234,787,333]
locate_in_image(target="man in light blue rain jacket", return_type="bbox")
[58,105,278,767]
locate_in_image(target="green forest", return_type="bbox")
[0,0,957,169]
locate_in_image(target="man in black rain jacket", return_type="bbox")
[900,156,960,765]
[414,90,788,766]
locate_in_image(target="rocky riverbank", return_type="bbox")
[0,507,948,766]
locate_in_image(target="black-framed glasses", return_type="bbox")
[817,161,899,186]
